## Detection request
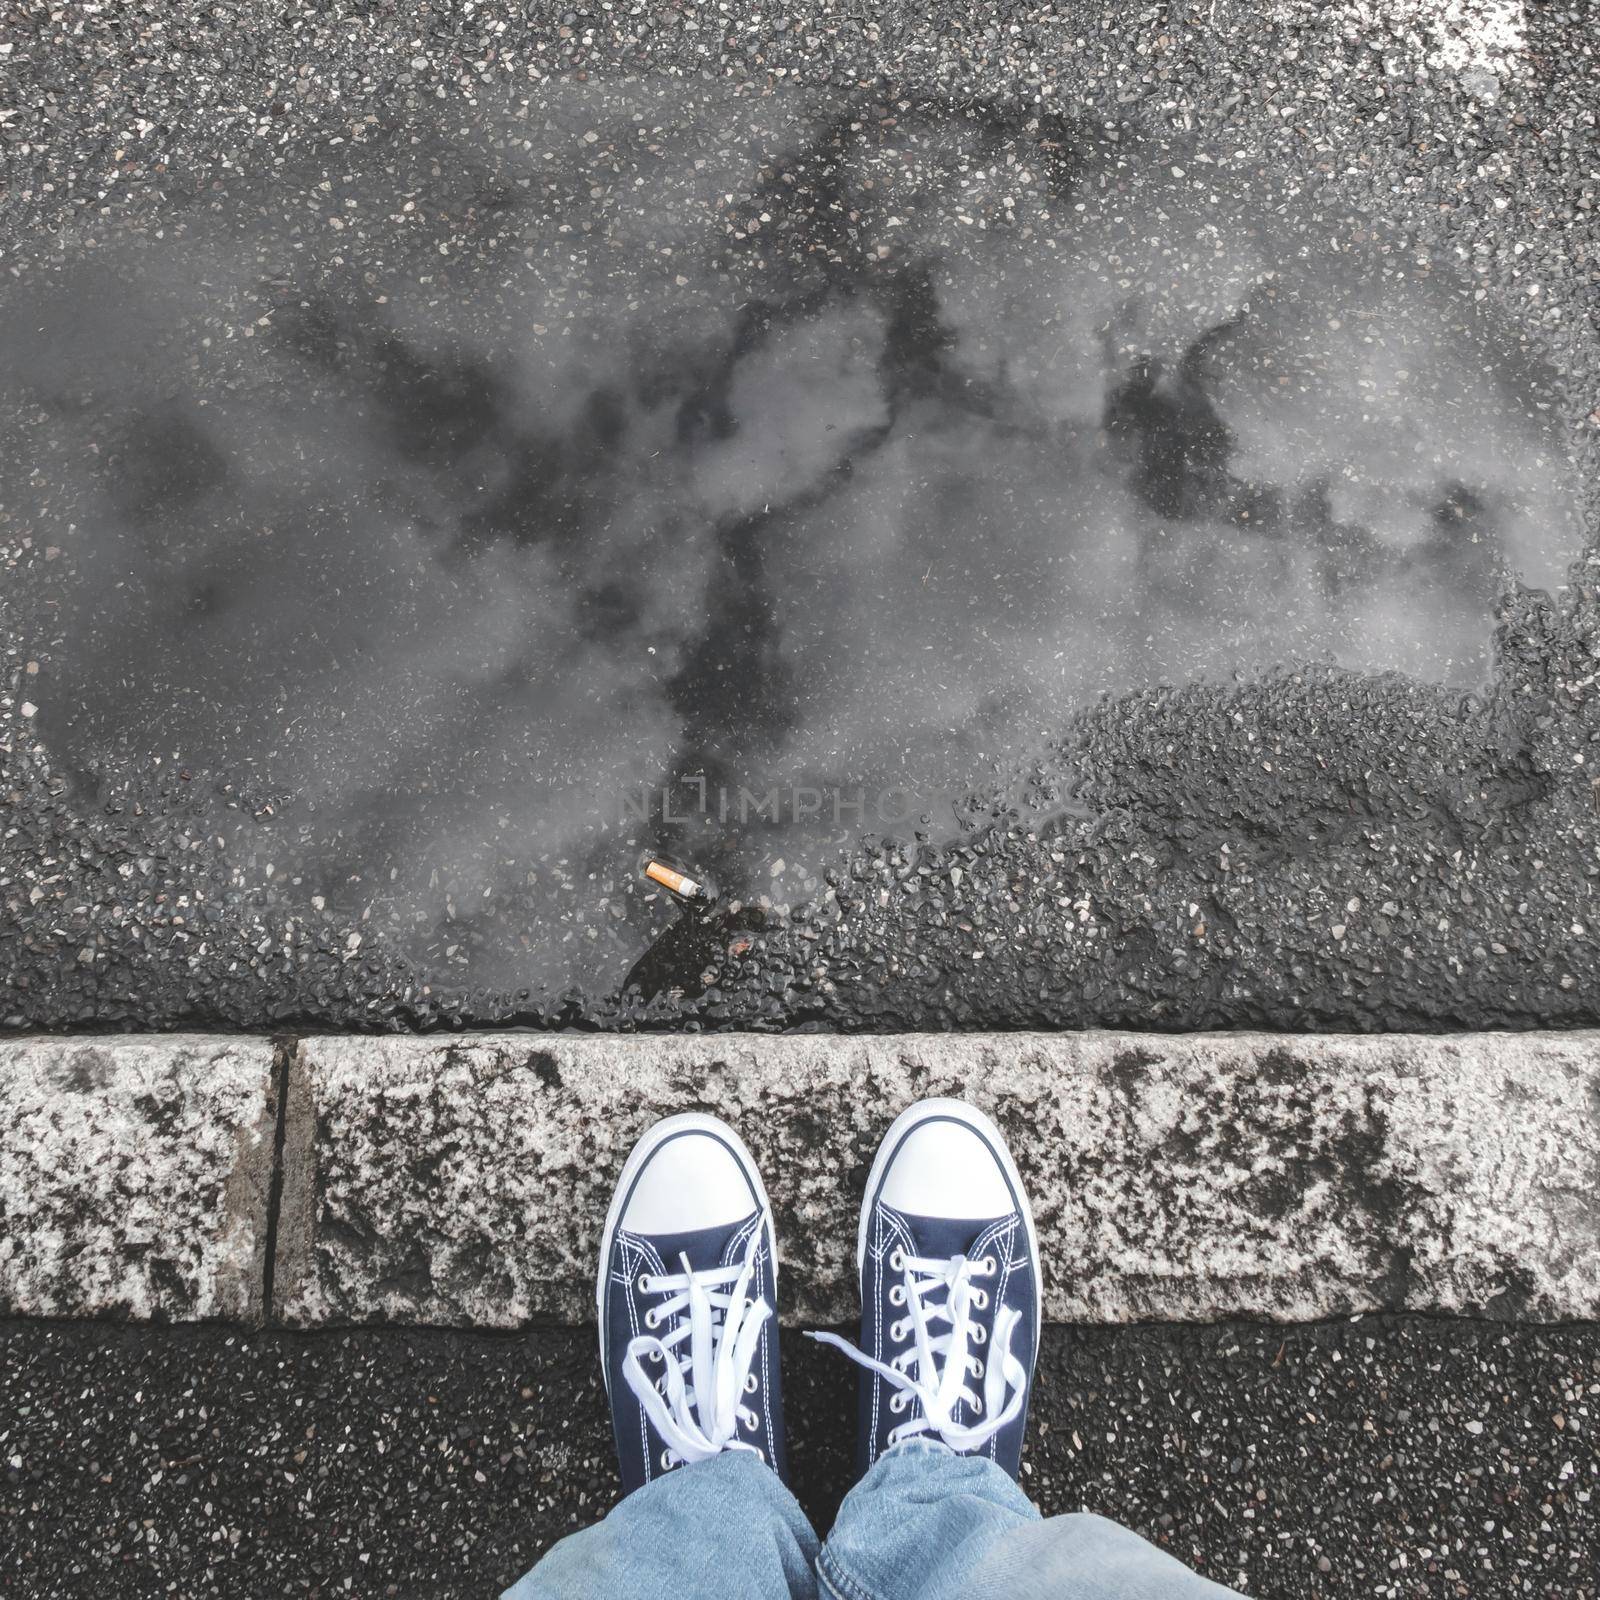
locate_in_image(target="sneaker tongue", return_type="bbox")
[887,1208,1009,1262]
[630,1213,762,1276]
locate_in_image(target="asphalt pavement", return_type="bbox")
[3,1314,1595,1599]
[3,14,1597,1599]
[2,0,1598,1033]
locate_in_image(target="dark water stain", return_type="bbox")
[0,88,1583,1006]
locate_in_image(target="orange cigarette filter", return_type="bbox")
[644,859,702,898]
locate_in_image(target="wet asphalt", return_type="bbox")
[2,1315,1595,1599]
[4,14,1597,1598]
[1,1,1598,1033]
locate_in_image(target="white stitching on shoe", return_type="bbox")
[756,1235,775,1455]
[617,1236,651,1483]
[867,1209,885,1461]
[992,1220,1020,1463]
[623,1235,672,1477]
[725,1212,761,1262]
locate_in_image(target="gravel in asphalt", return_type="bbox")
[2,1315,1595,1599]
[2,2,1598,1034]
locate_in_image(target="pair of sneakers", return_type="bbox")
[597,1098,1039,1493]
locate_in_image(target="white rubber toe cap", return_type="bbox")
[877,1106,1014,1219]
[617,1117,762,1235]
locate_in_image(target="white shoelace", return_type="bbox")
[810,1249,1027,1452]
[621,1229,772,1470]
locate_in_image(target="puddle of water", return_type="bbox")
[0,86,1584,1001]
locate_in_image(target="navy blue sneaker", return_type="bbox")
[597,1113,787,1494]
[812,1098,1039,1479]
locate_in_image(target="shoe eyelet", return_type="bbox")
[637,1274,654,1294]
[972,1323,987,1345]
[889,1248,906,1271]
[744,1372,759,1394]
[888,1285,906,1307]
[969,1356,985,1378]
[970,1396,984,1417]
[660,1449,676,1471]
[644,1308,660,1329]
[971,1289,988,1310]
[981,1255,998,1276]
[890,1319,908,1342]
[889,1393,908,1414]
[755,1447,766,1463]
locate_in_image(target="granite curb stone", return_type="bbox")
[0,1035,278,1321]
[273,1030,1600,1328]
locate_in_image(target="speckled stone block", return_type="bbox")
[275,1031,1600,1328]
[0,1036,278,1320]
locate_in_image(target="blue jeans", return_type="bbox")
[504,1440,1248,1599]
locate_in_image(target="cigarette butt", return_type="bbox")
[645,859,702,899]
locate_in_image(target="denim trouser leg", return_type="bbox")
[817,1441,1248,1600]
[501,1450,819,1600]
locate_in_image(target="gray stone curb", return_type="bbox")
[273,1030,1600,1329]
[0,1035,278,1321]
[4,1031,1597,1327]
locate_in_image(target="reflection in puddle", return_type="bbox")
[0,88,1582,1002]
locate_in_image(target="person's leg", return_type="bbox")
[816,1437,1037,1600]
[813,1098,1247,1600]
[503,1447,816,1600]
[819,1439,1241,1600]
[501,1113,818,1600]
